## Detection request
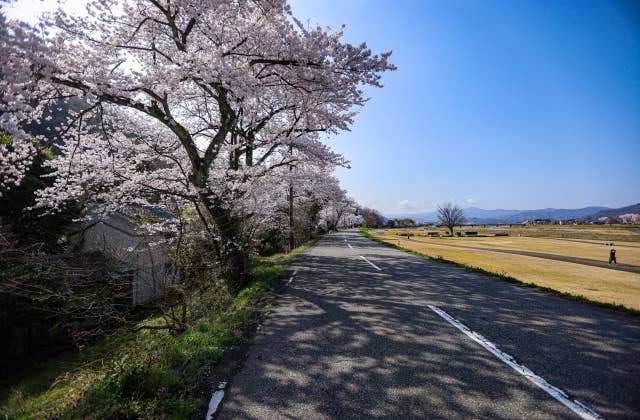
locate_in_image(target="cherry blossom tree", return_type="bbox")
[0,9,44,192]
[0,0,394,292]
[619,213,640,224]
[320,190,358,231]
[598,216,616,225]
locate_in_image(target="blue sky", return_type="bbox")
[289,0,640,213]
[5,0,640,213]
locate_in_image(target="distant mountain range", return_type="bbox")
[582,203,640,221]
[384,203,640,224]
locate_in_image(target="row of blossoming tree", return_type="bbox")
[0,0,394,294]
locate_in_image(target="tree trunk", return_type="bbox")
[208,199,249,295]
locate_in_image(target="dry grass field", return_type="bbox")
[373,226,640,311]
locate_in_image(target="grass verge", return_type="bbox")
[361,228,640,317]
[0,238,319,419]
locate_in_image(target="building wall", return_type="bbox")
[80,213,178,305]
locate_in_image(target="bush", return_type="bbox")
[427,232,439,236]
[495,233,509,237]
[1,251,288,419]
[465,231,478,235]
[455,232,462,237]
[0,248,137,380]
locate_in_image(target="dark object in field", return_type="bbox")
[609,248,617,264]
[495,233,509,237]
[465,231,478,236]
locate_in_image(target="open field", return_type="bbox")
[386,223,640,241]
[372,227,640,311]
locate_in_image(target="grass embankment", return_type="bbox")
[0,238,320,419]
[361,229,640,315]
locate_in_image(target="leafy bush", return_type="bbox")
[0,237,302,419]
[0,248,136,373]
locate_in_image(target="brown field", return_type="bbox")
[372,225,640,311]
[386,223,640,241]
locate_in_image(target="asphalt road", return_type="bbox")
[218,231,640,419]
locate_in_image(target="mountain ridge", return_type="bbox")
[383,203,639,224]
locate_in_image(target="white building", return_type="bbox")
[71,206,179,305]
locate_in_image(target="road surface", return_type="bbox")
[218,231,640,419]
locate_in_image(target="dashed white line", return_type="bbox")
[427,305,602,420]
[348,243,354,250]
[206,381,227,419]
[286,269,298,286]
[360,255,382,271]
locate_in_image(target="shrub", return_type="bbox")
[495,233,509,237]
[465,231,478,235]
[0,248,137,381]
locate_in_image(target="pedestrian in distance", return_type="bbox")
[609,245,617,265]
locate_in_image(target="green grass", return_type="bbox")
[360,229,640,317]
[0,237,319,419]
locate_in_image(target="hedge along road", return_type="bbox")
[217,230,640,419]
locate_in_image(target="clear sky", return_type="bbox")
[289,0,640,213]
[5,0,640,213]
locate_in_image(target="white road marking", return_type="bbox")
[428,305,602,420]
[286,269,298,286]
[348,243,354,250]
[206,382,227,419]
[360,255,382,271]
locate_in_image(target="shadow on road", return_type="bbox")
[220,233,640,419]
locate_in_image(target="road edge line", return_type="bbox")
[206,381,227,419]
[427,305,602,420]
[286,269,298,286]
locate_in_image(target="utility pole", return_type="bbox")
[288,182,294,251]
[288,145,295,252]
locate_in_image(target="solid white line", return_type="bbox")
[360,255,382,271]
[206,382,227,419]
[427,305,602,420]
